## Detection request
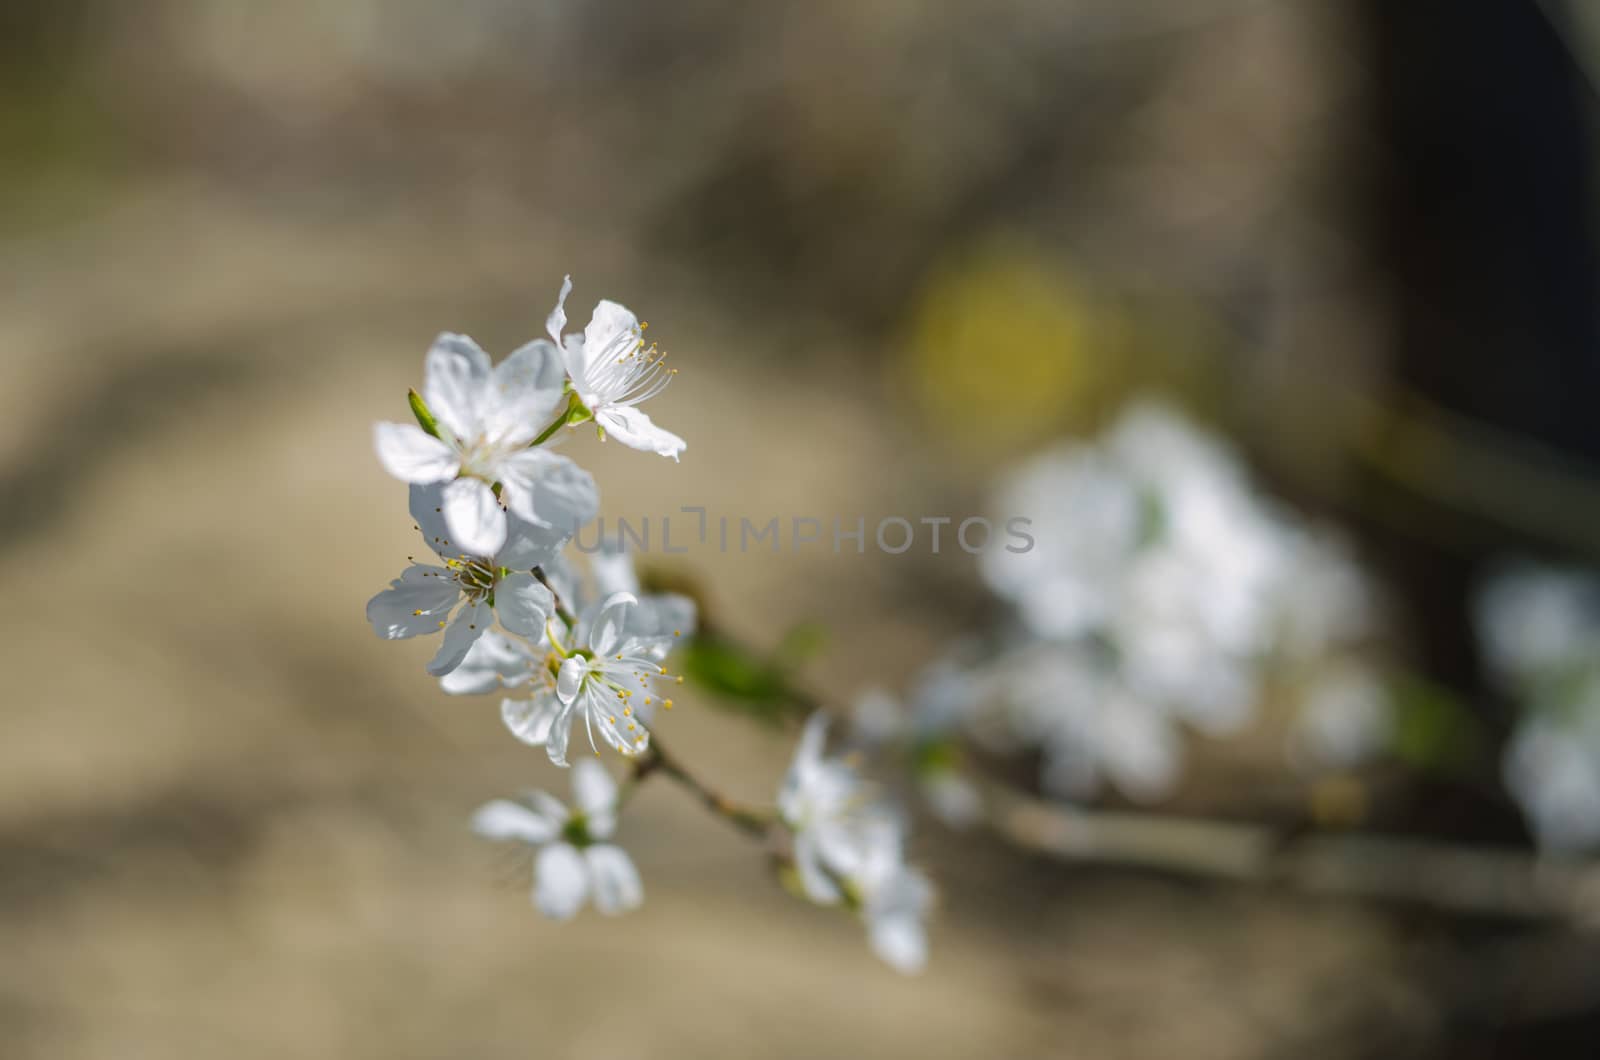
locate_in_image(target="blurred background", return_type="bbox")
[4,1,1600,1057]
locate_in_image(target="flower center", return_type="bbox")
[444,557,498,602]
[454,436,502,480]
[582,328,677,407]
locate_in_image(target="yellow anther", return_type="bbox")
[663,699,674,710]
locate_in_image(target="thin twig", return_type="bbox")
[988,784,1600,923]
[631,738,776,840]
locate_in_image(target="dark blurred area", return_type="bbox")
[2,2,1599,1057]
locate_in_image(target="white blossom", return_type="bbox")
[973,401,1384,800]
[779,714,933,973]
[471,760,643,919]
[853,671,983,829]
[546,276,686,460]
[1503,708,1600,851]
[1005,642,1184,803]
[366,483,577,676]
[522,591,686,766]
[441,545,696,764]
[1475,563,1600,851]
[1474,564,1600,688]
[1290,661,1393,771]
[373,331,596,556]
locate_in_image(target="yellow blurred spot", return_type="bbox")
[899,242,1107,453]
[1309,776,1368,828]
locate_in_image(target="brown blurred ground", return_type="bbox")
[0,3,1573,1057]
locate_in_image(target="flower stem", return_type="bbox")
[532,567,576,627]
[631,738,775,840]
[530,412,568,447]
[530,392,594,447]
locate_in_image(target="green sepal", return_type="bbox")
[561,815,593,849]
[408,388,442,439]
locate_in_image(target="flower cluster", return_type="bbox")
[364,279,931,974]
[365,280,689,897]
[368,277,688,736]
[1475,562,1600,851]
[852,402,1391,810]
[780,714,934,973]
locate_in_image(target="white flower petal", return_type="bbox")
[1098,697,1183,803]
[471,798,560,843]
[589,592,637,657]
[373,422,459,483]
[556,656,589,706]
[868,913,928,974]
[440,477,506,558]
[426,599,491,677]
[544,701,576,767]
[571,758,618,829]
[778,712,832,822]
[496,572,555,638]
[482,339,567,444]
[562,334,587,386]
[581,299,641,380]
[595,405,685,460]
[502,693,563,747]
[408,482,455,557]
[584,845,643,915]
[792,829,843,905]
[496,513,572,572]
[922,771,983,829]
[546,274,573,347]
[591,540,641,596]
[422,332,492,441]
[440,631,536,695]
[586,685,650,760]
[366,565,459,640]
[655,595,698,640]
[534,842,589,919]
[498,450,600,534]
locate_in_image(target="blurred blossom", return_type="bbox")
[1291,662,1392,772]
[471,760,643,920]
[852,671,983,828]
[1502,712,1600,852]
[780,714,933,972]
[1475,563,1600,851]
[1277,531,1379,662]
[999,642,1184,803]
[1474,564,1600,689]
[968,400,1384,800]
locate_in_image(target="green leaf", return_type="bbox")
[680,634,796,725]
[1389,674,1485,775]
[774,622,829,668]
